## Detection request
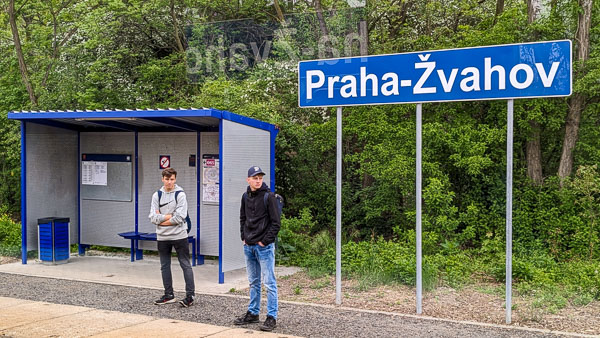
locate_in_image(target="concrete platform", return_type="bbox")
[0,254,300,294]
[0,296,300,338]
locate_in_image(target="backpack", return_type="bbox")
[157,190,192,233]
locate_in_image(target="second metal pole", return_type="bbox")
[416,103,422,314]
[506,99,514,324]
[336,106,342,305]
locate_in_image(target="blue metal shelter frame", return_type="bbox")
[8,108,279,283]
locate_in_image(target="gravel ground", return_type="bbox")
[0,273,580,338]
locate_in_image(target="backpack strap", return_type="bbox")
[263,192,270,210]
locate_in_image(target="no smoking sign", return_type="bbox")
[159,155,170,169]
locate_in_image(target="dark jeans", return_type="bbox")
[158,238,195,297]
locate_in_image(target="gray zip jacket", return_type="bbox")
[148,184,188,241]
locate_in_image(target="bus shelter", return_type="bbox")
[8,108,279,283]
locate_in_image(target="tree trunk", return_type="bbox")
[526,121,543,184]
[8,0,37,106]
[558,0,592,181]
[525,0,543,184]
[493,0,504,24]
[273,0,285,24]
[170,0,185,53]
[313,0,330,39]
[526,0,542,23]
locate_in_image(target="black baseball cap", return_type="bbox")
[248,166,265,177]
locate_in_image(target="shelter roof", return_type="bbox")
[8,108,276,133]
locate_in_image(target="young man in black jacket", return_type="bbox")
[234,166,281,331]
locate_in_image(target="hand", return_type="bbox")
[258,241,265,247]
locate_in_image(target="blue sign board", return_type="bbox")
[298,40,571,107]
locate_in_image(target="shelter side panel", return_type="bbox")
[222,120,271,272]
[25,123,78,251]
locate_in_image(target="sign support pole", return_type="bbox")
[506,99,514,324]
[416,103,423,314]
[336,106,342,305]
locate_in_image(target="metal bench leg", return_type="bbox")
[129,239,135,262]
[135,240,143,260]
[191,239,196,267]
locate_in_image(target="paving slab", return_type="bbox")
[90,318,229,337]
[0,297,302,338]
[0,301,90,330]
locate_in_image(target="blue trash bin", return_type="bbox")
[37,217,70,264]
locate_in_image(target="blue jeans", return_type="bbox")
[244,243,278,319]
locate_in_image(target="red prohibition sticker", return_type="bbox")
[159,155,170,169]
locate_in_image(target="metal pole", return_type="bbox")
[416,103,422,314]
[506,99,513,324]
[336,106,342,305]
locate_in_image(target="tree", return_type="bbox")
[525,0,544,185]
[558,0,593,182]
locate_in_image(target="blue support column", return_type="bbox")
[77,132,86,256]
[20,122,27,264]
[196,131,204,266]
[134,131,143,260]
[218,120,224,284]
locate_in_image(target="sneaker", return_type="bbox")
[234,311,259,325]
[260,315,276,331]
[179,295,195,307]
[154,294,176,305]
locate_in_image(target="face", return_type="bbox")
[162,174,177,191]
[246,174,264,191]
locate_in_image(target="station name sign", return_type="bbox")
[298,40,571,107]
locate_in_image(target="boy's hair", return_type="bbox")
[162,168,177,178]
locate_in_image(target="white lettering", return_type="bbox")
[535,62,560,87]
[510,64,534,89]
[401,80,411,87]
[306,70,325,100]
[484,57,506,90]
[340,75,357,98]
[381,73,399,96]
[327,76,340,98]
[460,67,480,92]
[414,61,436,94]
[437,69,458,93]
[418,54,431,61]
[360,67,378,97]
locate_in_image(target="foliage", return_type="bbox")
[0,0,599,308]
[0,212,21,256]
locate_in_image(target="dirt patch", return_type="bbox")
[273,271,600,336]
[0,256,19,265]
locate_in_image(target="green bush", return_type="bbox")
[0,213,21,256]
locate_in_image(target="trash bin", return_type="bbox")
[37,217,70,264]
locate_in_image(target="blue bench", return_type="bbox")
[118,231,196,266]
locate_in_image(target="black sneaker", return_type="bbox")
[234,311,259,325]
[179,295,195,307]
[154,294,175,305]
[259,315,276,331]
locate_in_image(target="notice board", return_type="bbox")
[81,154,132,202]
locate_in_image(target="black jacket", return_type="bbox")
[240,183,281,245]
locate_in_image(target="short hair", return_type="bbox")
[162,168,177,178]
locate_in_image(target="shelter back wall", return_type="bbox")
[25,123,78,250]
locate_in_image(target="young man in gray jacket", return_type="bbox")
[149,168,195,307]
